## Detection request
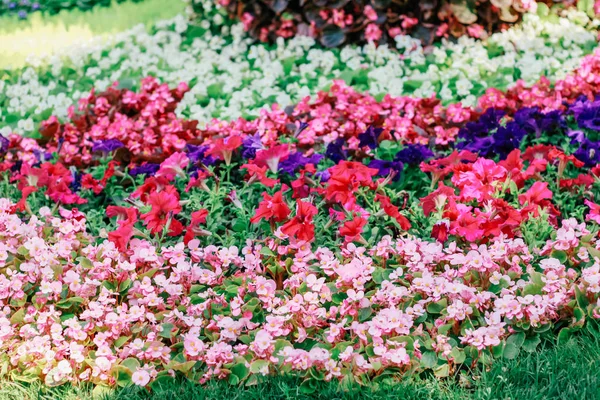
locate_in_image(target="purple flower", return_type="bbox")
[33,149,52,163]
[394,144,433,166]
[279,152,323,175]
[17,10,27,18]
[315,169,331,182]
[577,103,600,131]
[92,139,124,153]
[491,122,526,159]
[129,163,160,177]
[368,159,403,180]
[325,138,347,163]
[295,122,309,136]
[242,133,263,159]
[574,139,600,167]
[458,108,505,143]
[70,168,82,192]
[567,130,586,144]
[358,126,382,149]
[0,135,8,155]
[11,160,22,173]
[186,144,216,166]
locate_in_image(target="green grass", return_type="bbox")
[1,334,599,400]
[0,0,185,69]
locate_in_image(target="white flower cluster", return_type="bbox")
[0,11,597,135]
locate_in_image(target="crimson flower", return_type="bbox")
[207,136,243,165]
[375,194,411,230]
[325,161,378,208]
[184,209,209,244]
[420,183,456,216]
[140,189,182,234]
[107,206,139,251]
[250,190,291,224]
[241,163,279,187]
[339,215,368,242]
[281,200,318,242]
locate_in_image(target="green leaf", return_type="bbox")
[299,379,317,394]
[231,362,249,382]
[249,360,269,374]
[77,257,93,269]
[92,384,113,398]
[171,361,197,374]
[558,328,572,345]
[575,286,590,309]
[358,307,373,322]
[421,351,438,369]
[56,297,85,309]
[503,332,525,359]
[450,347,466,364]
[10,308,25,325]
[426,299,448,314]
[522,335,541,353]
[372,268,391,284]
[113,366,133,388]
[114,336,131,349]
[433,363,450,378]
[120,358,140,372]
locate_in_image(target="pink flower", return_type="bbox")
[585,200,600,224]
[365,24,382,42]
[132,369,150,386]
[155,152,190,181]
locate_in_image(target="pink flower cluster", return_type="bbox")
[1,198,599,388]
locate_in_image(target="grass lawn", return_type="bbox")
[0,0,185,69]
[1,333,598,400]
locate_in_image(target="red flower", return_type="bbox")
[250,190,290,224]
[375,194,411,230]
[140,190,182,234]
[253,145,290,173]
[420,183,456,216]
[108,223,135,252]
[241,163,279,187]
[452,210,484,242]
[325,161,378,209]
[131,176,171,202]
[431,220,449,243]
[207,136,243,165]
[183,209,209,244]
[281,200,317,242]
[14,186,37,213]
[81,174,103,194]
[106,206,139,251]
[339,215,368,242]
[107,205,138,225]
[518,181,552,206]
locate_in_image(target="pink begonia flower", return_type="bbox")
[132,369,151,386]
[365,24,382,42]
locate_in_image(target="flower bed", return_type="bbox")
[2,1,600,394]
[0,11,597,135]
[2,44,600,389]
[190,0,582,46]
